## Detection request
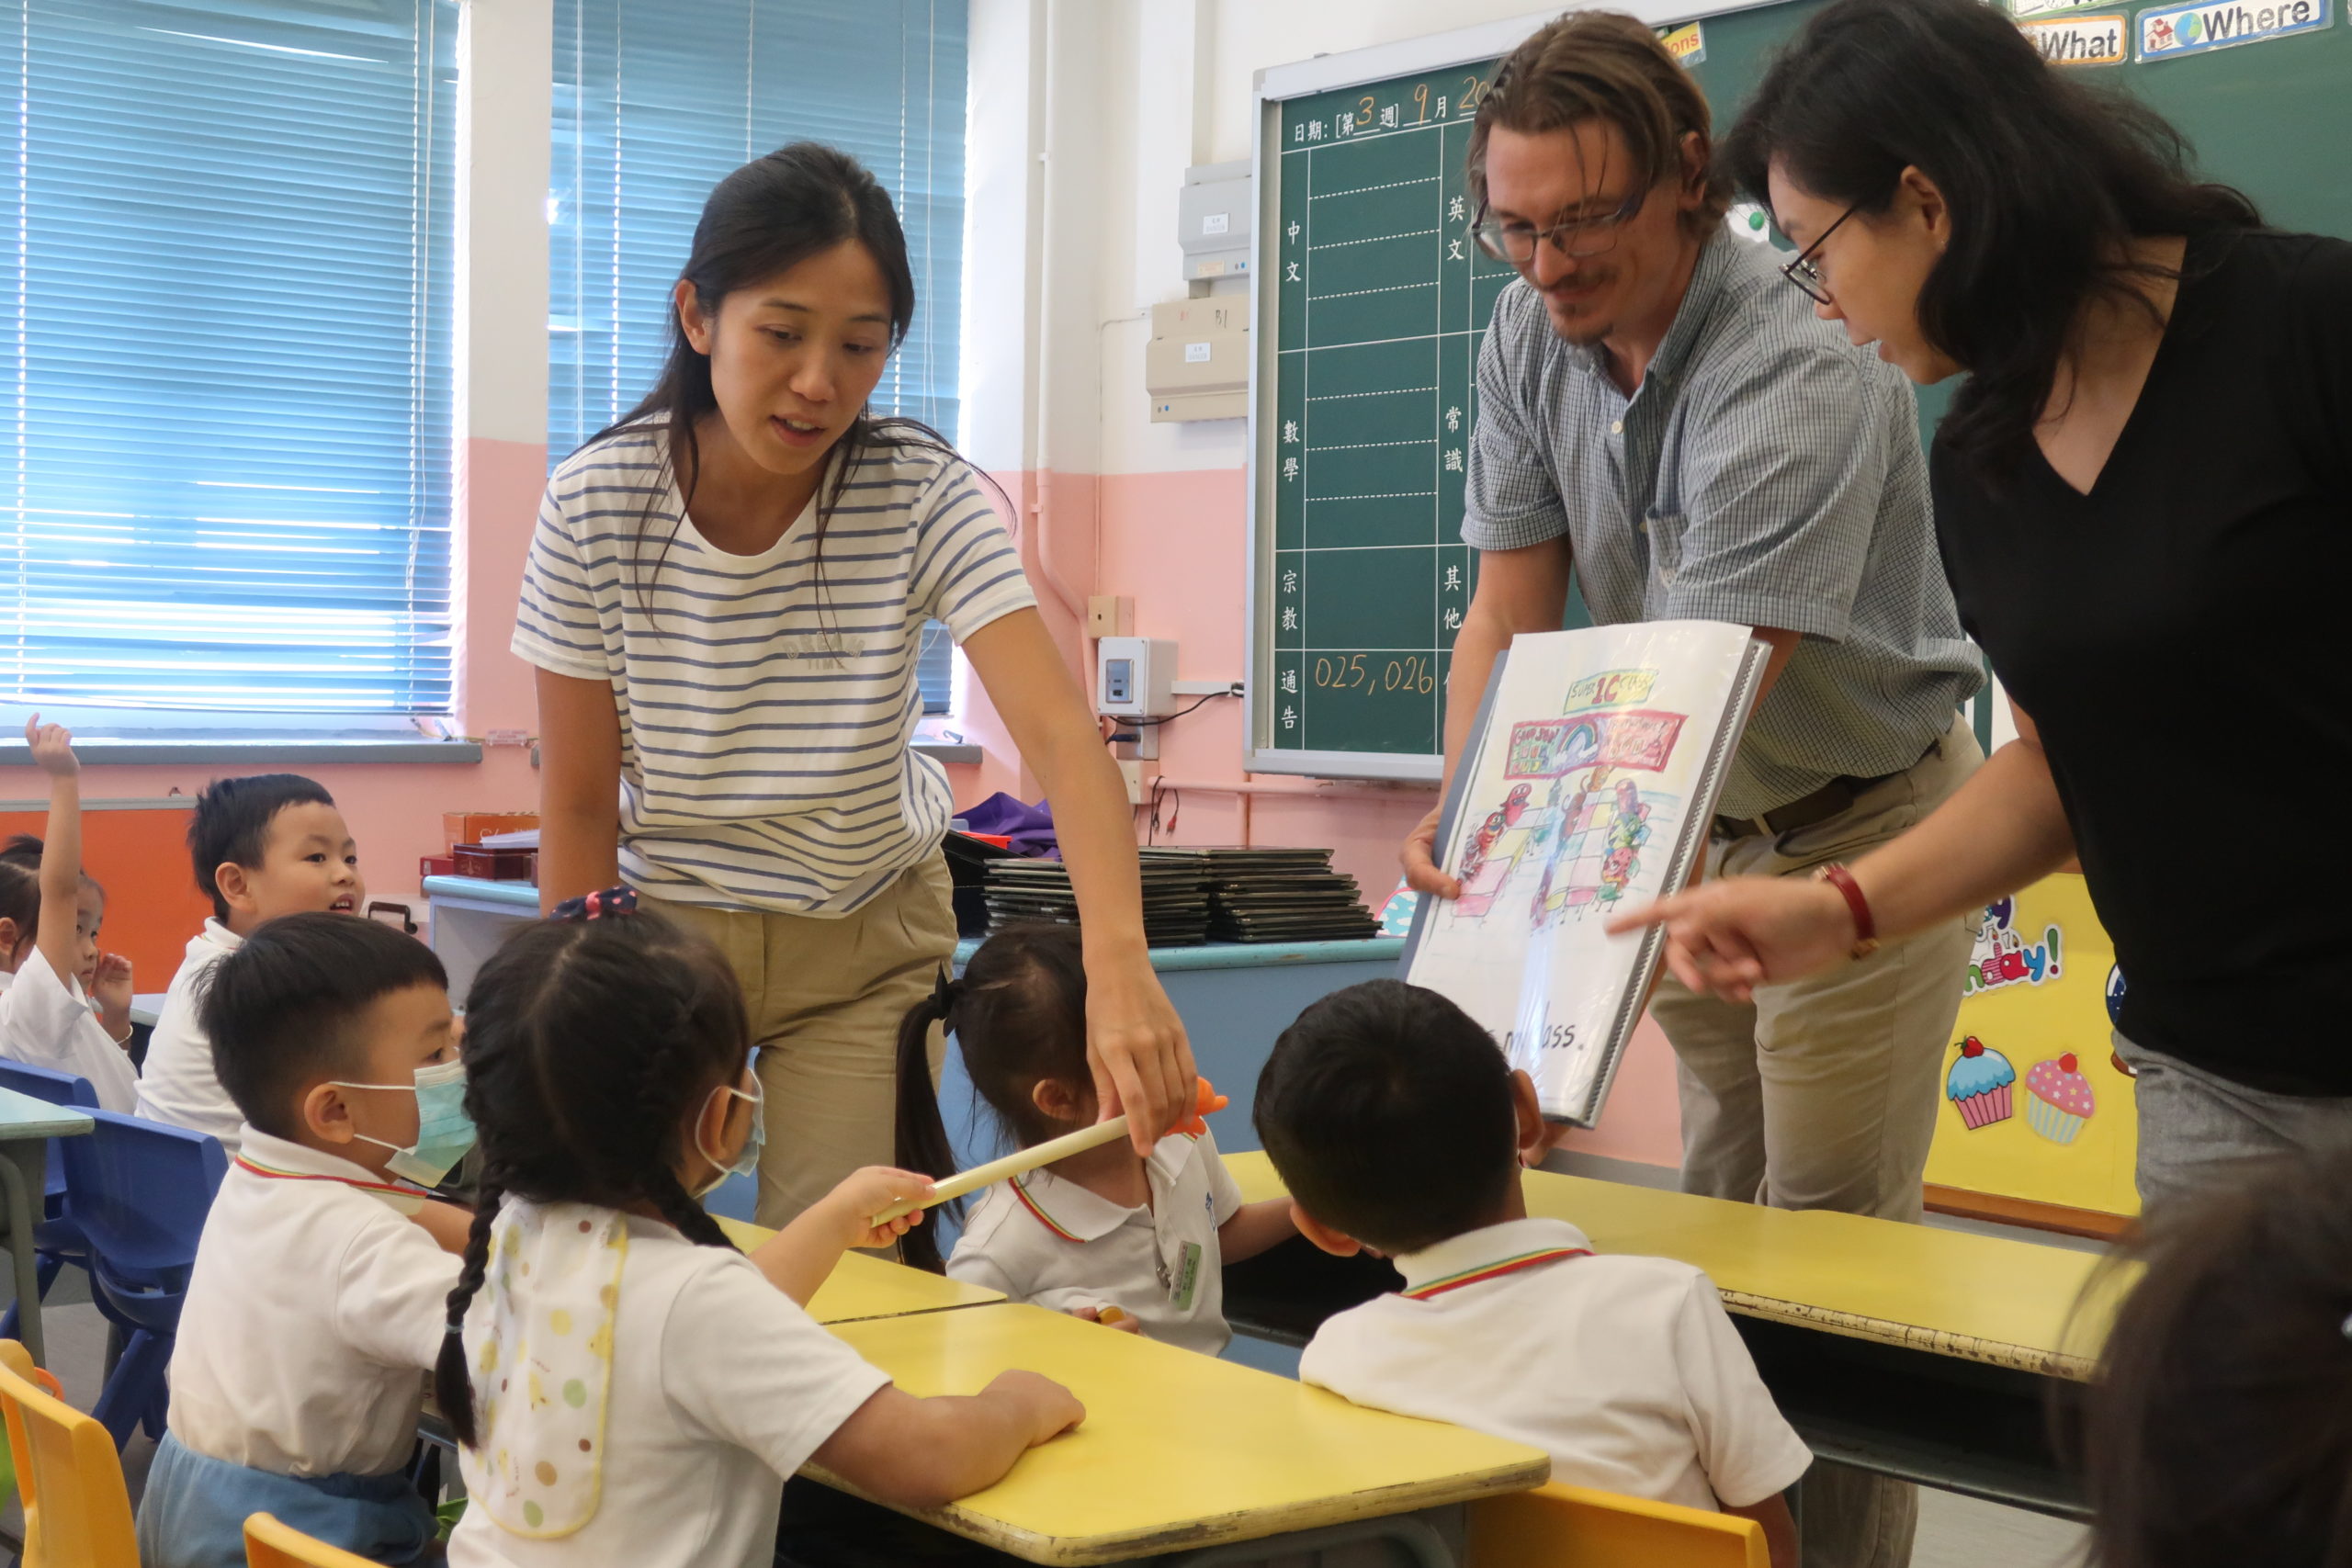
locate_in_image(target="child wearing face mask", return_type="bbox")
[440,890,1083,1568]
[137,912,473,1568]
[0,718,138,1111]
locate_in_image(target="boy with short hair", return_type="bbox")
[1255,980,1808,1568]
[137,912,466,1568]
[136,773,365,1149]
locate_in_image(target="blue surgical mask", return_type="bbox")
[334,1058,477,1187]
[693,1074,763,1199]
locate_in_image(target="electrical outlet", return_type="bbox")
[1116,759,1145,805]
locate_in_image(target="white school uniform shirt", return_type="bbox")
[167,1127,459,1477]
[447,1213,893,1568]
[946,1128,1245,1355]
[0,947,137,1112]
[1299,1217,1813,1512]
[134,919,244,1150]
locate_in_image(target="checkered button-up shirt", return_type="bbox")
[1463,235,1981,819]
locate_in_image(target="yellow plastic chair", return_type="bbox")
[0,1337,140,1568]
[1468,1480,1769,1568]
[243,1512,385,1568]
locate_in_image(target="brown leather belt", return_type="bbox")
[1713,772,1887,841]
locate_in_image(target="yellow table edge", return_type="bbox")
[711,1216,1006,1324]
[806,1452,1549,1566]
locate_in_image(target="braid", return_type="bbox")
[648,1166,737,1250]
[435,1175,505,1450]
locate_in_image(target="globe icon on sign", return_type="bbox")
[2104,964,2126,1027]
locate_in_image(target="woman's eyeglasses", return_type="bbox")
[1780,202,1861,305]
[1470,186,1651,264]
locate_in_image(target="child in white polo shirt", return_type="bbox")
[0,718,139,1110]
[1256,980,1809,1568]
[896,922,1295,1354]
[137,913,471,1568]
[137,773,366,1152]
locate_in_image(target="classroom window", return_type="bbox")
[547,0,969,459]
[0,0,458,717]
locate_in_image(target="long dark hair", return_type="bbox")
[585,141,981,604]
[0,836,42,964]
[2068,1142,2352,1568]
[893,923,1092,1273]
[1719,0,2258,486]
[434,909,750,1448]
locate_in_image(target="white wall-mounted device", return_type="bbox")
[1096,637,1177,720]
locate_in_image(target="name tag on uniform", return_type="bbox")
[1169,1241,1203,1311]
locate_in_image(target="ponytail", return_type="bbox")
[435,1175,504,1450]
[894,969,963,1273]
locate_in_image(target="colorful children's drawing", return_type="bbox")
[1947,1036,2017,1130]
[1448,704,1683,930]
[1962,897,2064,997]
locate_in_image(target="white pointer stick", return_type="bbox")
[871,1077,1227,1229]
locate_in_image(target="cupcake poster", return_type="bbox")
[1962,897,2064,998]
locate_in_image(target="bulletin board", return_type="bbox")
[0,798,212,985]
[1923,874,2141,1234]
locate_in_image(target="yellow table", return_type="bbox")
[1227,1151,2121,1378]
[713,1216,1004,1325]
[816,1301,1548,1565]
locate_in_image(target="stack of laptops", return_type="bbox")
[983,853,1212,946]
[1151,845,1381,943]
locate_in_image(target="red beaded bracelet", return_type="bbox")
[1814,862,1880,960]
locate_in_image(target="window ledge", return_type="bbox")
[914,740,982,765]
[0,736,483,767]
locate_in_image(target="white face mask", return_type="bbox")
[692,1074,763,1199]
[330,1058,476,1186]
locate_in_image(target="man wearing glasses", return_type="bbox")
[1397,17,1982,1568]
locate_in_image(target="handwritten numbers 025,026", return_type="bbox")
[1311,653,1436,698]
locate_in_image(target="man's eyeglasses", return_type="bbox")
[1779,202,1861,306]
[1470,186,1651,265]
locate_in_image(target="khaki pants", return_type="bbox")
[640,855,958,1229]
[1648,713,1981,1568]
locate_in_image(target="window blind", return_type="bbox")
[549,0,969,713]
[549,0,967,457]
[0,0,458,715]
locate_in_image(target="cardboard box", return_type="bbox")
[443,812,537,852]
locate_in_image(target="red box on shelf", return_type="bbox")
[419,854,458,880]
[451,844,537,884]
[443,812,537,852]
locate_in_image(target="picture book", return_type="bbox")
[1402,622,1770,1125]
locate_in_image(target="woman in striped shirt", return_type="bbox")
[515,144,1193,1228]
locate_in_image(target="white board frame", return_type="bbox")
[1243,0,1785,781]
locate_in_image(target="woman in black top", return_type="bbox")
[1612,0,2351,1213]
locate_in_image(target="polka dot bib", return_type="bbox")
[458,1200,628,1538]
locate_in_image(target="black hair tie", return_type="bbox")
[552,886,638,922]
[929,966,961,1017]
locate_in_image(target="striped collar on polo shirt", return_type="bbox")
[1394,1216,1597,1301]
[1005,1132,1204,1244]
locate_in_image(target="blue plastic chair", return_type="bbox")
[0,1061,98,1345]
[58,1111,226,1449]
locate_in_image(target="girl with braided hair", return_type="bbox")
[440,897,1082,1568]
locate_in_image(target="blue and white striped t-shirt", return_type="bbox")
[512,426,1036,916]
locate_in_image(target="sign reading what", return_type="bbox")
[2018,11,2129,63]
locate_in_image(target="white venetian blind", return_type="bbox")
[0,0,458,715]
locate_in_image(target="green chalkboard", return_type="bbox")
[1246,1,2352,778]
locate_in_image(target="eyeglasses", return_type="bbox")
[1470,186,1652,264]
[1779,202,1861,305]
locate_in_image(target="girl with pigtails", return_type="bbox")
[436,893,1081,1568]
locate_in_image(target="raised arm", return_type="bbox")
[962,608,1193,1153]
[534,668,624,912]
[25,717,82,986]
[1401,540,1573,898]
